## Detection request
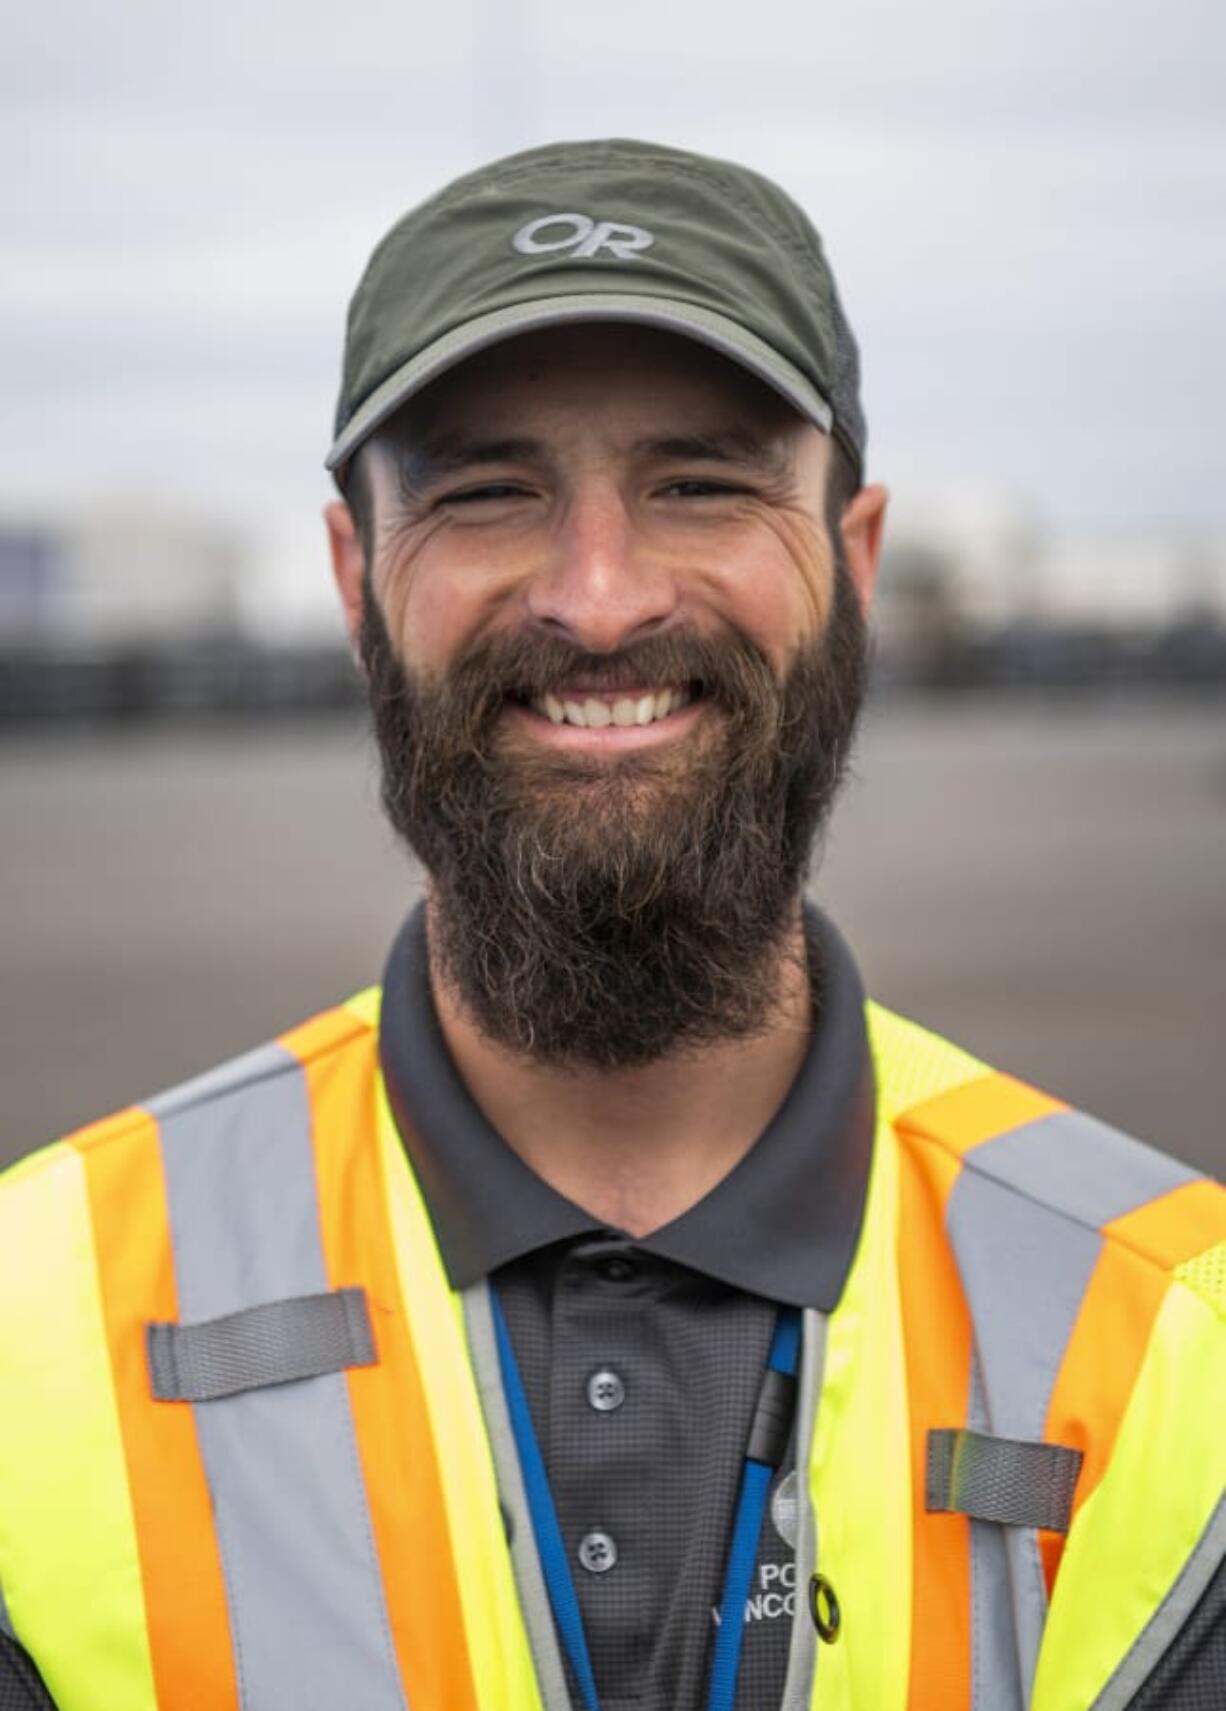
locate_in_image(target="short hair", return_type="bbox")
[338,449,377,571]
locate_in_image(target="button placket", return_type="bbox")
[550,1238,658,1657]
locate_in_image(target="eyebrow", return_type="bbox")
[630,432,792,477]
[389,436,545,497]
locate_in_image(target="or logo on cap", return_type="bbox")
[512,212,655,262]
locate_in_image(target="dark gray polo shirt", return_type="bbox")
[378,904,876,1711]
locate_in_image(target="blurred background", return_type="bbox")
[3,0,1224,1173]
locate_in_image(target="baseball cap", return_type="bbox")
[327,138,866,484]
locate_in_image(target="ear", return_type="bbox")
[838,483,889,617]
[324,500,366,658]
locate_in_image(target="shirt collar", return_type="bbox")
[378,902,875,1312]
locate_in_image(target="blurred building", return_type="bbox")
[877,483,1226,646]
[0,503,245,647]
[879,483,1045,635]
[1034,530,1226,632]
[0,503,364,724]
[873,483,1042,677]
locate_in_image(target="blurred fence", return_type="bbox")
[2,621,1226,732]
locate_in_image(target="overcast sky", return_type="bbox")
[4,0,1224,618]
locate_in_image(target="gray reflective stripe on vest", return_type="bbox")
[0,1580,14,1639]
[965,1108,1195,1231]
[149,1042,408,1711]
[945,1103,1197,1711]
[926,1428,1082,1532]
[462,1281,573,1711]
[965,1349,1026,1711]
[779,1309,829,1711]
[148,1287,375,1402]
[948,1166,1100,1709]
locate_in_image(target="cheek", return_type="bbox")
[709,521,834,669]
[375,535,511,674]
[770,515,836,638]
[389,571,465,675]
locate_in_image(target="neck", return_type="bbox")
[428,899,814,1238]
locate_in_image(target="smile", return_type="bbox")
[501,682,707,749]
[529,686,694,729]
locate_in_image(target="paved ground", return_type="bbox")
[3,695,1224,1176]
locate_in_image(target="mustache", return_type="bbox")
[390,623,780,730]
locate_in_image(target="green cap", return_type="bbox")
[327,138,866,482]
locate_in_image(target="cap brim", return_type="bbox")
[325,293,833,473]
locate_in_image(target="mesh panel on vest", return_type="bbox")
[0,1634,55,1711]
[1127,1556,1226,1711]
[865,1005,985,1123]
[1175,1243,1226,1316]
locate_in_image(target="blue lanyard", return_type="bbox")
[490,1287,802,1711]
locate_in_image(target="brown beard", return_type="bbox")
[359,563,868,1069]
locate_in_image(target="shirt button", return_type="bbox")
[587,1369,626,1412]
[578,1531,618,1574]
[597,1255,637,1282]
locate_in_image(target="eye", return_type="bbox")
[659,478,748,499]
[438,482,531,506]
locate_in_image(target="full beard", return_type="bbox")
[360,566,868,1070]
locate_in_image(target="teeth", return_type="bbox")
[531,688,693,728]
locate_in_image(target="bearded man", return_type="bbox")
[0,140,1222,1711]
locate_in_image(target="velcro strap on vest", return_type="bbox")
[926,1427,1083,1532]
[147,1287,376,1402]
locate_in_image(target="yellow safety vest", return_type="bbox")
[0,991,1221,1710]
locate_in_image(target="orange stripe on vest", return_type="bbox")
[896,1129,974,1710]
[897,1071,1066,1157]
[282,1008,483,1711]
[71,1109,240,1711]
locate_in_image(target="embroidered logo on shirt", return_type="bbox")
[711,1562,797,1628]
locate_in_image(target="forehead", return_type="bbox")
[382,322,812,445]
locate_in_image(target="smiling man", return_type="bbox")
[327,324,877,1162]
[0,140,1223,1711]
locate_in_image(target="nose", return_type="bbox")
[524,482,680,653]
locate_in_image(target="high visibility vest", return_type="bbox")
[0,990,1222,1711]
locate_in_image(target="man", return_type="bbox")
[0,139,1222,1711]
